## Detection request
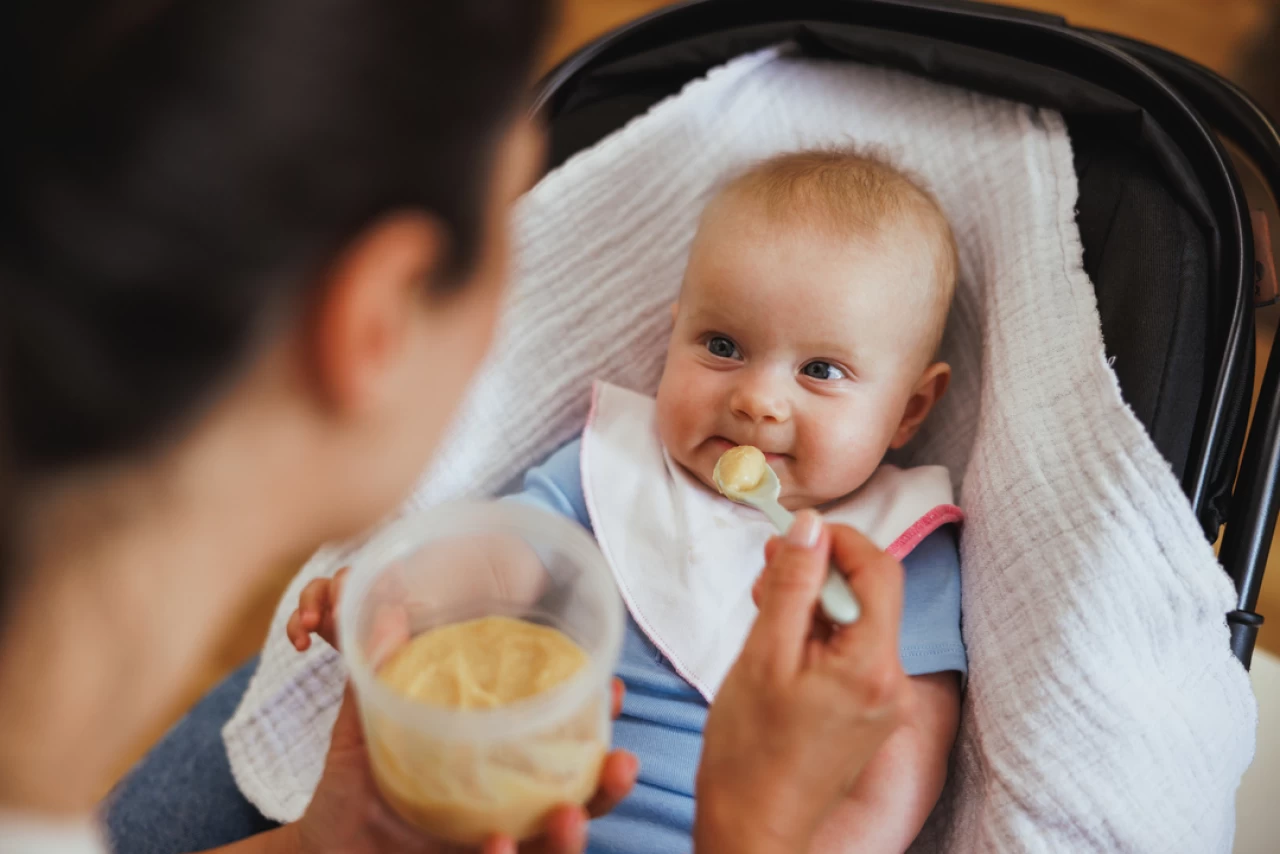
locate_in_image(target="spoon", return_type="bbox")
[713,446,860,625]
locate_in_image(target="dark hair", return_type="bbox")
[0,0,551,596]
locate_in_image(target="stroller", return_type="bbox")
[534,0,1280,667]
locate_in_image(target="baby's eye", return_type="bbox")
[801,360,846,381]
[706,336,741,360]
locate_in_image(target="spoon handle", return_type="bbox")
[758,500,795,533]
[818,567,861,625]
[761,500,860,626]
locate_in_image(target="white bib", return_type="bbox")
[581,382,962,700]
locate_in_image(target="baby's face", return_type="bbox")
[656,202,943,510]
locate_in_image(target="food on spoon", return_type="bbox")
[713,445,768,496]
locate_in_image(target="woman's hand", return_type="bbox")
[694,512,911,854]
[290,682,636,854]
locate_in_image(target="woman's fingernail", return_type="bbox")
[787,509,822,549]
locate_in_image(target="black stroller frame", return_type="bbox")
[533,0,1280,667]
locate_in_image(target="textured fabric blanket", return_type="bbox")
[223,47,1256,851]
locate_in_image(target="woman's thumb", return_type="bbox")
[744,510,829,672]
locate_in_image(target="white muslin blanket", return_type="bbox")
[223,47,1256,850]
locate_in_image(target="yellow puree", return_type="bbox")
[367,616,604,844]
[715,445,768,495]
[379,616,587,708]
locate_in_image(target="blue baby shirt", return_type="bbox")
[504,439,965,854]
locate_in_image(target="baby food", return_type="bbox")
[714,445,768,495]
[379,616,587,708]
[365,616,606,844]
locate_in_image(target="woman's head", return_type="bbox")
[1,0,550,595]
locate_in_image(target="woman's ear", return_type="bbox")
[890,362,952,449]
[308,211,445,415]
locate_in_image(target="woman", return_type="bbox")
[0,2,913,852]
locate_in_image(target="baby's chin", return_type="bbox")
[687,458,723,495]
[664,444,723,495]
[779,470,876,511]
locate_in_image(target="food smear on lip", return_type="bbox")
[713,445,769,496]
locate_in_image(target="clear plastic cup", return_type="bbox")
[338,500,624,845]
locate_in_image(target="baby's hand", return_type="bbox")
[287,568,349,652]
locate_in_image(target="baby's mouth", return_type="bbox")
[709,436,791,466]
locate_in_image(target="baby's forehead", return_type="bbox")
[685,228,931,338]
[692,193,936,286]
[686,204,946,357]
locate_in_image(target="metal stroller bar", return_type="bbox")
[1081,34,1280,667]
[1103,38,1280,667]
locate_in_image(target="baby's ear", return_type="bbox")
[890,362,951,449]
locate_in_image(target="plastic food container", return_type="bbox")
[338,500,624,844]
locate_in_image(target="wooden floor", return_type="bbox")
[119,0,1280,779]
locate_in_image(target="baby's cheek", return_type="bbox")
[656,399,702,480]
[654,386,684,444]
[659,365,707,432]
[803,426,884,496]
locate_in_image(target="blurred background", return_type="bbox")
[125,0,1280,847]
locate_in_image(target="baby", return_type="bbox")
[290,149,964,853]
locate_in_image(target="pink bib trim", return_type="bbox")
[887,503,966,560]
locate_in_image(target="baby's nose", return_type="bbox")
[731,374,791,423]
